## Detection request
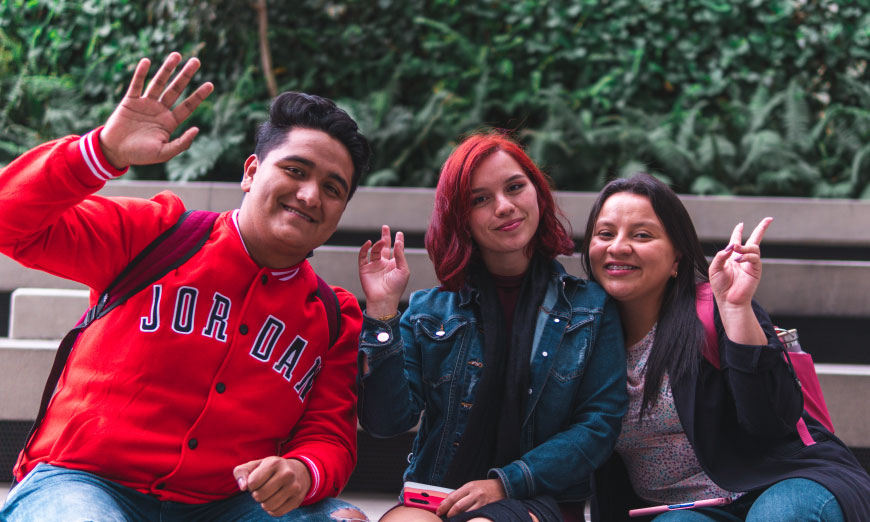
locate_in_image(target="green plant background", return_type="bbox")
[2,0,869,197]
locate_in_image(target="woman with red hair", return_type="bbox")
[357,132,627,522]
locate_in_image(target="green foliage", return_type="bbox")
[1,0,869,197]
[0,0,257,178]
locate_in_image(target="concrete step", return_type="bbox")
[0,256,86,292]
[314,250,870,318]
[0,337,867,449]
[0,339,58,420]
[6,253,870,341]
[10,289,89,339]
[62,181,870,247]
[816,364,870,449]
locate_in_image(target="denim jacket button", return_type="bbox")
[376,331,390,343]
[542,351,548,357]
[553,318,560,323]
[435,330,445,337]
[528,388,533,394]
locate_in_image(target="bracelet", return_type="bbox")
[376,312,399,322]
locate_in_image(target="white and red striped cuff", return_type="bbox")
[295,455,322,502]
[77,127,127,182]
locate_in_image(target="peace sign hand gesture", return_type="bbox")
[709,217,773,310]
[99,52,214,169]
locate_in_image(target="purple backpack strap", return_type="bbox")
[21,210,220,458]
[314,274,341,348]
[96,210,220,318]
[695,282,720,367]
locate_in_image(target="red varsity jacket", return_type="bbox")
[0,129,362,504]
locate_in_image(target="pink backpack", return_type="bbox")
[695,282,834,446]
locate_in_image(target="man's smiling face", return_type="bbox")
[238,127,354,268]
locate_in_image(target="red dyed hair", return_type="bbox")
[424,132,574,291]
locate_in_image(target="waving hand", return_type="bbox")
[358,225,410,319]
[99,52,214,169]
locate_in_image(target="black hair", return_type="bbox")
[581,173,709,419]
[254,92,371,200]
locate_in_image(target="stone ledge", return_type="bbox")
[87,183,870,246]
[10,288,89,339]
[7,256,870,342]
[1,341,868,448]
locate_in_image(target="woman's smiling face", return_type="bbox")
[467,150,540,274]
[588,192,680,309]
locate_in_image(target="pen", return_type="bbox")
[629,497,732,517]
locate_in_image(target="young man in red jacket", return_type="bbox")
[0,52,370,522]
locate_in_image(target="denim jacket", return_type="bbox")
[358,260,627,502]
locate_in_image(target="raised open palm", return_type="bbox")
[358,225,410,318]
[99,52,214,169]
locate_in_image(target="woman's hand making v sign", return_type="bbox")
[708,217,773,346]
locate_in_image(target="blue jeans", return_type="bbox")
[1,463,367,522]
[652,478,844,522]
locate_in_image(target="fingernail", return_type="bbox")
[725,244,735,253]
[237,477,246,490]
[734,255,744,262]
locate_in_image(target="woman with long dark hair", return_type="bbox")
[357,132,627,521]
[582,173,870,521]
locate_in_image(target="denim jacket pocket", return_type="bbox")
[551,312,594,383]
[414,315,470,387]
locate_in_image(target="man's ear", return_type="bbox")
[241,154,258,192]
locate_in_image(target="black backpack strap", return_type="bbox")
[314,274,341,348]
[20,210,220,458]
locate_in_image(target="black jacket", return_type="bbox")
[593,300,870,522]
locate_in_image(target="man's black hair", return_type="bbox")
[254,92,371,200]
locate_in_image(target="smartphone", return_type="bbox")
[629,497,732,517]
[402,481,455,513]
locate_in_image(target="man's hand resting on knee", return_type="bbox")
[234,456,312,517]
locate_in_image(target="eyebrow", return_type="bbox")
[596,218,662,228]
[470,173,526,193]
[277,154,351,194]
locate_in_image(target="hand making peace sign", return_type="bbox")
[708,217,773,310]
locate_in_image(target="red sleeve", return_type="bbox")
[281,286,362,504]
[0,128,186,292]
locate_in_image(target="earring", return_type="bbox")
[671,270,678,278]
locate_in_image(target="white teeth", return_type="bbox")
[283,205,314,222]
[607,265,637,270]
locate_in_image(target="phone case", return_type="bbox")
[402,481,454,513]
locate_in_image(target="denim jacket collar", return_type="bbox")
[458,285,478,308]
[457,258,585,309]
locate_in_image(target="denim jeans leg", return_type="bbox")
[745,478,844,522]
[183,493,369,522]
[0,463,158,522]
